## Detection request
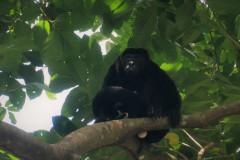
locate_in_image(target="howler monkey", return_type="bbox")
[92,48,181,143]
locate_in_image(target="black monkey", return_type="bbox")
[92,48,181,143]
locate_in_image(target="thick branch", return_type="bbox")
[0,121,58,160]
[0,102,240,160]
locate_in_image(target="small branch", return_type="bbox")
[181,142,199,152]
[168,148,188,160]
[0,102,240,160]
[39,7,55,26]
[197,143,215,160]
[182,129,202,149]
[153,144,189,160]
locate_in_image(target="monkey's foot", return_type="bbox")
[115,111,129,119]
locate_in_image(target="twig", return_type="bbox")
[182,129,202,149]
[153,144,189,160]
[197,143,215,160]
[181,142,198,152]
[168,148,188,160]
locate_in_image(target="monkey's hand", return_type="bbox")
[115,110,129,119]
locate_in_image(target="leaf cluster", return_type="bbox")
[0,0,240,159]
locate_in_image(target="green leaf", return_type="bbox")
[6,78,26,109]
[30,82,52,92]
[86,1,98,13]
[13,21,32,38]
[21,0,41,21]
[59,31,81,56]
[0,73,8,94]
[0,107,6,120]
[176,1,195,30]
[195,24,211,33]
[52,115,77,137]
[101,13,114,35]
[71,111,93,128]
[157,12,168,36]
[43,31,72,76]
[183,28,201,45]
[86,37,103,64]
[206,0,240,15]
[0,48,20,72]
[60,0,82,11]
[221,39,238,63]
[0,150,18,160]
[183,98,213,114]
[26,85,42,100]
[45,90,57,100]
[9,37,35,51]
[152,34,178,61]
[43,31,64,61]
[91,0,110,14]
[43,3,64,20]
[63,35,92,83]
[32,21,50,48]
[223,62,234,76]
[0,0,19,15]
[236,15,240,40]
[0,37,34,72]
[23,51,43,67]
[130,6,157,47]
[89,146,132,160]
[187,79,212,94]
[223,116,240,125]
[104,0,125,11]
[8,112,17,124]
[44,31,103,88]
[18,65,44,83]
[5,100,12,108]
[89,46,120,91]
[220,84,240,103]
[100,1,133,34]
[8,106,20,112]
[61,87,89,117]
[165,21,181,41]
[18,65,43,99]
[55,12,94,31]
[161,63,182,72]
[49,77,77,93]
[112,0,134,19]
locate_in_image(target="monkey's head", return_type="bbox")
[118,48,149,77]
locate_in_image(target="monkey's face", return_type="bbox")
[121,53,146,77]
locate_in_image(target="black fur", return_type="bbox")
[92,48,181,143]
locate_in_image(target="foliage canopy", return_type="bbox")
[0,0,240,159]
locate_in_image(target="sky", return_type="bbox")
[2,68,70,132]
[4,92,68,132]
[2,29,109,132]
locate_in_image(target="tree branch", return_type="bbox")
[197,143,215,160]
[1,102,240,160]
